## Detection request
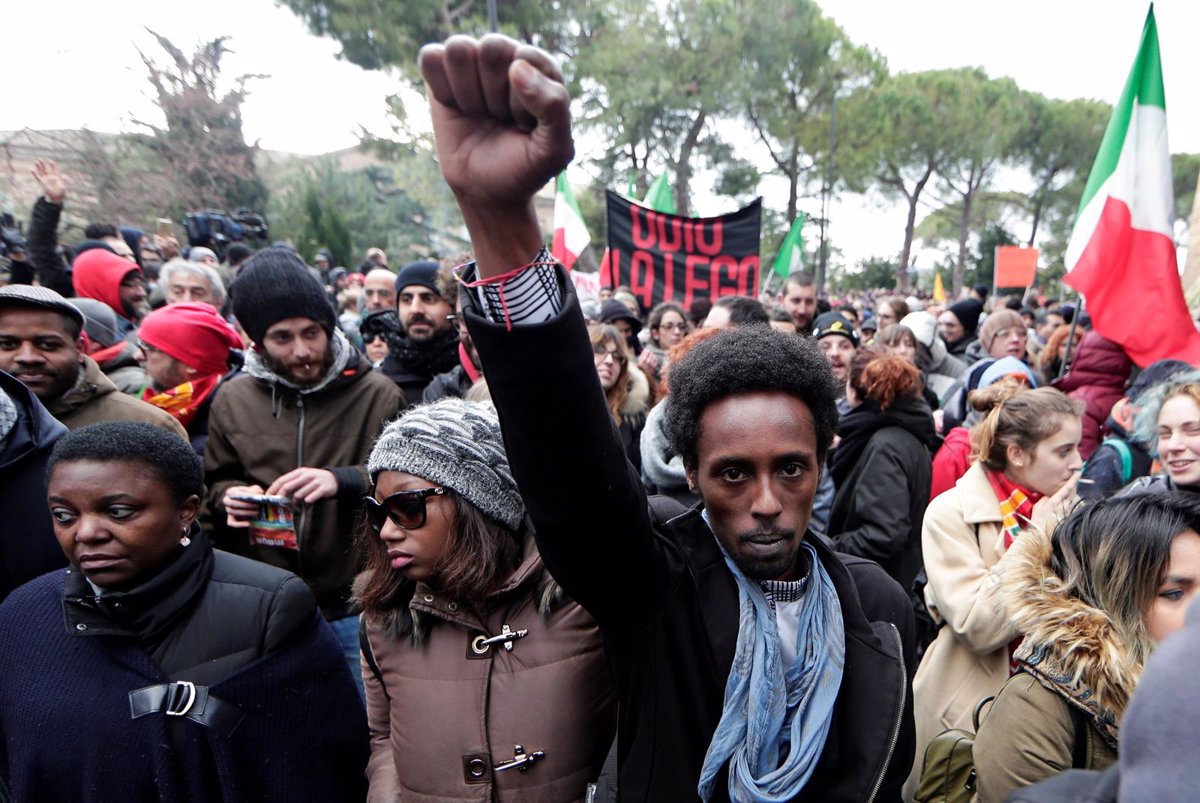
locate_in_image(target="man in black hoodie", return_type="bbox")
[0,369,67,600]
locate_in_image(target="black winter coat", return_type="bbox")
[0,533,368,801]
[826,398,935,594]
[421,363,475,403]
[464,270,916,803]
[0,370,67,602]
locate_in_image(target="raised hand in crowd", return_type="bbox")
[31,159,67,204]
[418,34,573,277]
[154,233,180,261]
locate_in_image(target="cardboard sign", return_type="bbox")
[603,191,762,310]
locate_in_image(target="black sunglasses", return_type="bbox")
[362,487,446,532]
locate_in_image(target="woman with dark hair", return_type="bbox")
[357,398,615,802]
[907,385,1084,796]
[638,301,690,383]
[972,493,1200,801]
[826,346,938,592]
[589,322,649,472]
[0,422,367,802]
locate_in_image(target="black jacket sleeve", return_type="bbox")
[27,198,73,296]
[462,269,676,630]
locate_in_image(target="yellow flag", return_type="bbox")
[933,272,947,304]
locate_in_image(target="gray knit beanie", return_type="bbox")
[367,398,524,531]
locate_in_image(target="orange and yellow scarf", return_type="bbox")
[142,373,221,429]
[985,470,1043,549]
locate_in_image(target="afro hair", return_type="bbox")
[47,422,203,504]
[665,325,841,470]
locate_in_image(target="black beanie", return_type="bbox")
[230,248,337,345]
[947,298,984,335]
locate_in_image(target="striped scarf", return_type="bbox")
[142,373,221,429]
[985,470,1042,549]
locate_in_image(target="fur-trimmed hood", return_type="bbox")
[622,363,652,418]
[1005,524,1142,742]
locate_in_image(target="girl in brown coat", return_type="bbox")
[972,493,1200,802]
[906,385,1085,797]
[355,398,616,803]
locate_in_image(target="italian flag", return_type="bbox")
[1064,7,1200,366]
[551,172,590,270]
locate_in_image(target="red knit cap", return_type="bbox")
[137,303,242,375]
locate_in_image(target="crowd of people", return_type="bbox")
[4,32,1200,803]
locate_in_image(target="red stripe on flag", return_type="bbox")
[1066,197,1200,367]
[551,229,576,271]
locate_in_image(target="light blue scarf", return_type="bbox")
[697,538,846,802]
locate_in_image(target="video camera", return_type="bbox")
[0,213,28,259]
[183,208,268,259]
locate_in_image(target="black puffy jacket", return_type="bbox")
[0,370,68,601]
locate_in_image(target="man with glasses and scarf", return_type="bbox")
[419,34,916,802]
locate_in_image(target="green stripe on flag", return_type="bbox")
[643,175,676,215]
[772,215,805,280]
[1076,6,1165,217]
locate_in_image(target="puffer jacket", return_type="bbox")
[972,523,1130,802]
[0,370,67,601]
[1052,332,1132,460]
[0,530,368,802]
[361,533,616,803]
[203,340,404,619]
[48,356,187,439]
[906,462,1023,797]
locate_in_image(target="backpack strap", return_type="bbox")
[1103,438,1134,484]
[1068,703,1090,769]
[359,613,388,698]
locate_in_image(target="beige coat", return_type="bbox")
[906,462,1023,798]
[362,535,616,803]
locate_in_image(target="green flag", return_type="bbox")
[642,174,676,214]
[772,214,806,280]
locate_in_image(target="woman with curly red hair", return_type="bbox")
[826,346,939,592]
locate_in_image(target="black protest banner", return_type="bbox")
[602,192,762,310]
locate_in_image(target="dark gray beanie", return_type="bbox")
[367,398,524,531]
[69,298,122,348]
[230,248,337,345]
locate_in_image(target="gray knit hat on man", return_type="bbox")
[367,398,524,531]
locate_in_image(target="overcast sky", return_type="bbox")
[4,0,1196,271]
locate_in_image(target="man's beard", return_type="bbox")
[260,347,334,387]
[13,358,81,404]
[728,528,801,581]
[403,314,449,343]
